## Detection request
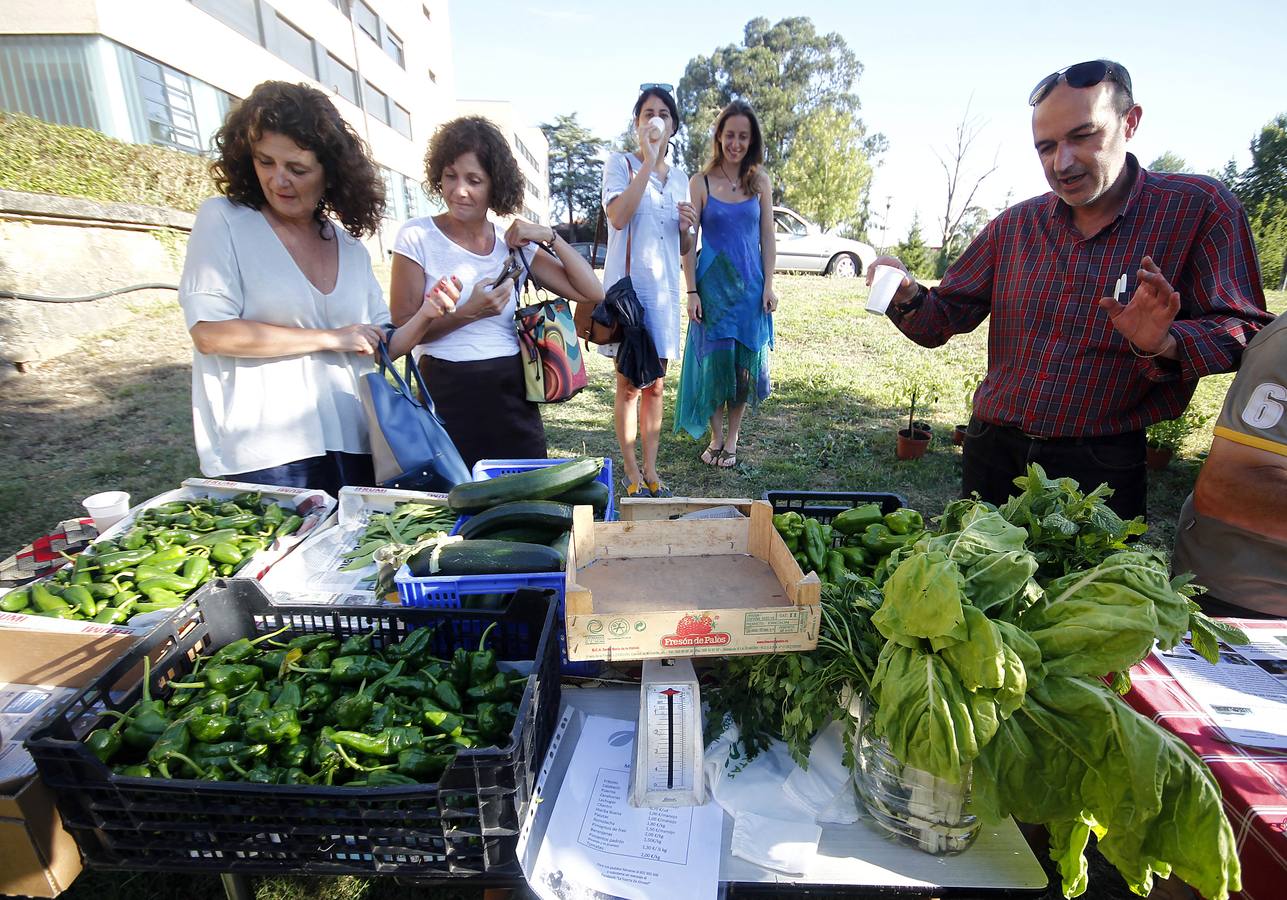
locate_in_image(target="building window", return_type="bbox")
[427,67,437,83]
[133,53,201,152]
[514,135,540,174]
[352,1,379,42]
[274,15,316,78]
[0,35,101,130]
[382,27,404,68]
[521,205,541,225]
[391,103,411,139]
[523,175,541,201]
[363,80,388,124]
[191,0,262,44]
[323,54,357,105]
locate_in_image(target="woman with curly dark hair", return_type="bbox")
[179,81,452,495]
[390,115,602,468]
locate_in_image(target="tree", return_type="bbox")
[1228,113,1287,289]
[539,114,605,235]
[676,16,882,203]
[779,107,873,232]
[895,214,933,279]
[937,205,990,276]
[934,102,998,275]
[1147,151,1188,173]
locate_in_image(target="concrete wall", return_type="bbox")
[0,190,192,367]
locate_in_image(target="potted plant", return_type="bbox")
[896,382,936,460]
[953,375,982,446]
[1145,410,1210,470]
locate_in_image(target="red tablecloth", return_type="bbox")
[1123,621,1287,900]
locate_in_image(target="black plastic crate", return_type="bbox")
[763,490,906,547]
[25,579,560,878]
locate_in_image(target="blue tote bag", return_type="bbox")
[359,341,471,492]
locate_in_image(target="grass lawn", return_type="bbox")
[0,273,1282,900]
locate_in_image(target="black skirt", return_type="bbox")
[418,352,546,470]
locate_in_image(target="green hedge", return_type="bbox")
[0,112,215,212]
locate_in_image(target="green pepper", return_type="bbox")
[396,747,451,780]
[469,622,500,686]
[93,600,135,624]
[124,661,171,749]
[1,587,31,612]
[31,583,71,613]
[280,767,312,784]
[802,518,828,573]
[186,714,238,743]
[475,702,507,742]
[385,626,438,664]
[147,720,192,776]
[419,701,468,737]
[275,739,311,769]
[85,712,129,763]
[169,663,262,695]
[301,682,337,714]
[824,550,847,586]
[383,672,436,696]
[243,708,302,744]
[299,647,331,672]
[287,634,340,653]
[447,647,472,690]
[210,542,243,565]
[116,764,153,778]
[771,511,805,551]
[153,528,199,546]
[186,528,239,549]
[837,546,870,571]
[432,680,463,712]
[793,551,810,570]
[860,523,910,557]
[210,625,291,666]
[236,689,271,718]
[883,508,924,536]
[261,503,286,527]
[181,555,211,582]
[138,574,197,595]
[110,589,140,608]
[329,685,375,730]
[831,505,884,540]
[312,728,343,773]
[214,512,259,530]
[275,515,304,538]
[84,581,119,600]
[338,627,379,657]
[61,584,96,616]
[296,654,391,684]
[119,526,150,551]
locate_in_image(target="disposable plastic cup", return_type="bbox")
[82,491,131,532]
[866,265,907,316]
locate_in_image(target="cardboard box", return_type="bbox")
[259,485,449,606]
[617,497,754,521]
[0,776,81,898]
[564,501,819,662]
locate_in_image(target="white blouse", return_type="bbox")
[600,152,690,360]
[179,197,388,476]
[392,217,528,364]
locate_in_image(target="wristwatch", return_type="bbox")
[891,283,927,315]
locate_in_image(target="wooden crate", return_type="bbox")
[616,496,753,521]
[564,501,819,662]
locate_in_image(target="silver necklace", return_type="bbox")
[720,163,741,193]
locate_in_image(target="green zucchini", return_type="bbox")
[547,531,571,567]
[407,540,565,577]
[550,480,610,514]
[458,501,574,541]
[480,526,566,544]
[448,458,602,514]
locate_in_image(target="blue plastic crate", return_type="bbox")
[395,563,597,676]
[471,457,616,522]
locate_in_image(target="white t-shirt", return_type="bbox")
[392,217,527,363]
[179,197,389,476]
[601,152,690,360]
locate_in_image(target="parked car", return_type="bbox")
[570,241,607,269]
[773,206,876,278]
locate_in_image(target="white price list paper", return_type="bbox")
[527,715,721,900]
[1154,627,1287,750]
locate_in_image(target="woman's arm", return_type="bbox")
[605,152,651,231]
[682,174,704,322]
[758,170,778,311]
[389,253,427,327]
[189,319,384,357]
[506,222,604,303]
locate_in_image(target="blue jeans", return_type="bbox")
[223,451,375,498]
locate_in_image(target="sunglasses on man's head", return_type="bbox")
[1028,60,1133,107]
[639,82,674,94]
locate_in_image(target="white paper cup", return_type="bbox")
[866,265,907,316]
[82,490,130,532]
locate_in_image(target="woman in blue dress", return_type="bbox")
[676,101,776,467]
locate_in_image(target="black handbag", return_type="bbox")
[358,341,471,492]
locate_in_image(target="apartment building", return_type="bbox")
[0,0,462,247]
[456,98,550,226]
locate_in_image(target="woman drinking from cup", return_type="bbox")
[600,84,697,497]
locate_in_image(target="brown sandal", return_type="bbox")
[700,443,723,466]
[716,449,738,469]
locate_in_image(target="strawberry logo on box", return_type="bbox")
[662,613,731,649]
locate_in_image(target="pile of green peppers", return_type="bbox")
[1,491,302,624]
[87,620,526,787]
[772,503,925,586]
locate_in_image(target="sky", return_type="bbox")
[450,0,1287,247]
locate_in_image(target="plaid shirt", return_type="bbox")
[889,155,1273,437]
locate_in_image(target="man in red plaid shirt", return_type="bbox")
[869,60,1272,518]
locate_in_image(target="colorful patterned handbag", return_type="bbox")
[514,251,588,403]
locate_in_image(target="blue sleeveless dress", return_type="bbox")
[674,188,773,439]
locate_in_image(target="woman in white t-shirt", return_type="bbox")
[179,82,451,496]
[389,116,603,469]
[600,85,698,497]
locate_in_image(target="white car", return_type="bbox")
[773,206,876,278]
